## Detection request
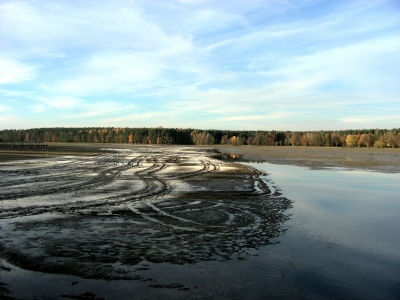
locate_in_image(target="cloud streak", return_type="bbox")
[0,59,34,84]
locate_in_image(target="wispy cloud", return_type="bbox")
[38,97,81,110]
[340,115,400,124]
[0,89,33,97]
[0,59,34,84]
[0,0,399,130]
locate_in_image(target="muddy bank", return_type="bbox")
[3,143,398,172]
[0,146,291,291]
[0,143,121,162]
[212,145,400,172]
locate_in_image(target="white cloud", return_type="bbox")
[0,59,34,84]
[42,53,163,96]
[0,89,33,97]
[38,97,80,110]
[340,115,400,124]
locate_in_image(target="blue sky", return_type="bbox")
[1,0,399,130]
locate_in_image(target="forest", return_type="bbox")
[0,127,400,148]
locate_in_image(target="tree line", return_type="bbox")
[0,127,399,148]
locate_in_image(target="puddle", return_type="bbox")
[213,152,266,163]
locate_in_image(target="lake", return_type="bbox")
[241,162,400,299]
[1,157,399,299]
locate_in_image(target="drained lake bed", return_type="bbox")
[0,145,399,299]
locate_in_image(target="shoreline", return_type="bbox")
[212,145,400,173]
[0,142,399,172]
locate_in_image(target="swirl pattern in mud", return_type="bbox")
[0,147,292,280]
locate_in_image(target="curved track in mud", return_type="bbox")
[0,147,292,281]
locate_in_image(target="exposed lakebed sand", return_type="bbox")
[0,145,292,298]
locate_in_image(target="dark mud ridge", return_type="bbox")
[0,147,292,282]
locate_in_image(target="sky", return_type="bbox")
[1,0,399,131]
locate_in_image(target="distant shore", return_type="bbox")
[212,145,400,173]
[0,142,398,173]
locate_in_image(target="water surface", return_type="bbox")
[243,162,400,299]
[1,161,399,299]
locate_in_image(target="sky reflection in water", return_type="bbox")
[245,162,400,299]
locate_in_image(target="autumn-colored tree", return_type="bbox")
[301,133,315,146]
[220,135,229,145]
[383,133,396,148]
[228,136,243,146]
[189,130,215,145]
[358,134,373,148]
[373,139,386,148]
[252,134,261,146]
[322,133,331,147]
[266,133,276,146]
[331,132,341,147]
[1,127,399,148]
[396,134,400,147]
[301,134,309,146]
[308,133,316,146]
[345,135,358,147]
[313,132,324,147]
[205,133,215,145]
[290,132,301,146]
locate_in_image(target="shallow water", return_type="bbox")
[1,161,399,299]
[244,162,400,299]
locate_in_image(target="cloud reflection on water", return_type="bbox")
[243,161,400,298]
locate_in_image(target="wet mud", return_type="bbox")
[213,145,400,173]
[0,146,292,292]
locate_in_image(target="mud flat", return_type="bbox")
[213,145,400,172]
[2,144,399,299]
[0,145,292,299]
